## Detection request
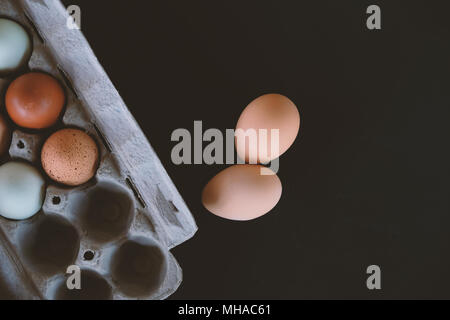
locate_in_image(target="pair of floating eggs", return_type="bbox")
[202,94,300,221]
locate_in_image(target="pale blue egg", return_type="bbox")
[0,18,31,74]
[0,162,45,220]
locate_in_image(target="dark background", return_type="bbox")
[60,0,450,299]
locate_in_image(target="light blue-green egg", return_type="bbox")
[0,18,31,74]
[0,162,45,220]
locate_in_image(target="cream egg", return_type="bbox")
[0,162,45,220]
[0,18,32,75]
[235,93,300,163]
[202,164,282,221]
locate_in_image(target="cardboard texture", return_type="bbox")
[0,0,197,300]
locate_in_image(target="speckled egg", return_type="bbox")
[41,128,99,186]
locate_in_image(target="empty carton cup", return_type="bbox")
[76,180,135,243]
[20,214,80,275]
[53,269,113,300]
[111,237,168,297]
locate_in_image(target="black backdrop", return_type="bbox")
[59,0,450,299]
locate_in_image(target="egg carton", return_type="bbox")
[0,0,197,300]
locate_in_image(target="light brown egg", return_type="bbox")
[41,128,99,186]
[202,164,282,221]
[0,114,11,156]
[235,93,300,163]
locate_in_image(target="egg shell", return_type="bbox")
[235,93,300,163]
[0,162,45,220]
[41,128,99,186]
[0,18,32,75]
[5,72,65,129]
[202,164,282,221]
[0,114,11,156]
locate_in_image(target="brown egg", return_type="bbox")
[41,129,99,186]
[0,114,11,156]
[235,93,300,163]
[6,72,65,129]
[202,164,282,221]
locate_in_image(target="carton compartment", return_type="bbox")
[111,237,168,297]
[20,214,80,275]
[0,0,197,300]
[53,269,112,300]
[75,181,135,243]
